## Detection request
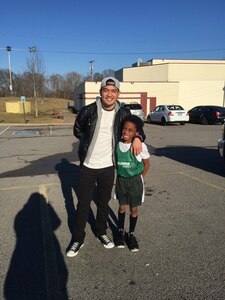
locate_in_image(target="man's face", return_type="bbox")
[100,85,120,110]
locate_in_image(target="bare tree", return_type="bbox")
[26,49,45,116]
[85,69,115,82]
[101,69,115,78]
[0,69,9,96]
[93,72,103,81]
[1,66,115,100]
[0,69,16,96]
[16,72,34,96]
[47,74,64,98]
[46,72,82,99]
[63,72,83,99]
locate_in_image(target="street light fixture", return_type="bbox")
[6,46,13,94]
[28,46,37,53]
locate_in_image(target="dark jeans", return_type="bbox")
[72,165,115,243]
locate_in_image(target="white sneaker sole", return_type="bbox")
[131,248,139,252]
[66,243,84,257]
[97,238,114,249]
[117,245,125,249]
[103,243,114,249]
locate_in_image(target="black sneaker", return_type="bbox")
[116,231,125,248]
[97,234,114,249]
[66,241,84,257]
[128,234,139,252]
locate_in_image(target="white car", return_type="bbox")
[123,103,145,122]
[147,104,189,125]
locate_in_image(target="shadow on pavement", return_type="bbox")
[4,193,68,300]
[150,145,225,177]
[55,158,80,232]
[0,142,80,178]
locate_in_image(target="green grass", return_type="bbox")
[0,97,70,124]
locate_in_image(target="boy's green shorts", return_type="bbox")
[115,174,144,207]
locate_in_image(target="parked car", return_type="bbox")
[147,105,189,125]
[218,124,225,162]
[188,105,225,125]
[123,103,145,121]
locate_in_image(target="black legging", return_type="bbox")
[72,165,115,242]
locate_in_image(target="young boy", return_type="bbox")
[115,115,150,252]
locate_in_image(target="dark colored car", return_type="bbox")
[188,105,225,125]
[218,124,225,162]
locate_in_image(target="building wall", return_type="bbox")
[74,59,225,115]
[119,81,179,105]
[179,81,225,110]
[116,64,169,82]
[115,59,225,110]
[74,81,180,116]
[168,64,225,81]
[149,58,225,65]
[118,61,225,82]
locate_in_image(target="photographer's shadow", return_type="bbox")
[4,193,68,300]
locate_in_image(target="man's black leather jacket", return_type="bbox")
[73,99,145,166]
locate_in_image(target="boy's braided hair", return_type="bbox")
[122,114,144,133]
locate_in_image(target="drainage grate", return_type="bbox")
[13,131,40,136]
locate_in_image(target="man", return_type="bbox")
[66,77,145,257]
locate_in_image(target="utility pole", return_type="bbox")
[89,60,95,81]
[6,46,13,95]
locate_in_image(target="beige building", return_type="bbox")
[74,59,225,117]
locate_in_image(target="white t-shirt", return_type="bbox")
[84,108,115,169]
[118,142,150,161]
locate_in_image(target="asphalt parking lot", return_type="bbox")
[0,122,225,300]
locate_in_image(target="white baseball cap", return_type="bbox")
[100,77,120,90]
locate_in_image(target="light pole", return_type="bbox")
[6,46,13,95]
[89,60,95,80]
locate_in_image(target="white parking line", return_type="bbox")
[0,125,10,135]
[0,182,59,191]
[39,184,49,203]
[178,172,225,192]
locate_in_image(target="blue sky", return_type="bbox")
[1,0,225,77]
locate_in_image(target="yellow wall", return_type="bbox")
[74,59,225,114]
[74,81,180,115]
[179,81,225,110]
[116,59,225,110]
[119,64,169,82]
[6,101,31,114]
[168,64,225,81]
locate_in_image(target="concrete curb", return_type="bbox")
[0,123,74,127]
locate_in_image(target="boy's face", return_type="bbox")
[122,121,139,143]
[100,85,120,110]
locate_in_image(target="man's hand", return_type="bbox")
[131,136,142,155]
